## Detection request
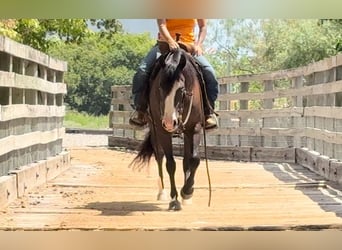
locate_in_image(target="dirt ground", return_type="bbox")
[1,141,342,230]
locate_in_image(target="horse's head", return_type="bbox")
[158,49,188,133]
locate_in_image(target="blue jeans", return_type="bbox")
[132,44,219,110]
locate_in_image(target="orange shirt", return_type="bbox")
[160,19,196,45]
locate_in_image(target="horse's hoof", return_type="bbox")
[168,200,182,211]
[180,188,193,200]
[157,190,168,201]
[182,197,192,205]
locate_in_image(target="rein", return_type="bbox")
[201,104,212,207]
[179,89,193,128]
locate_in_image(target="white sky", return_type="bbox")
[119,19,158,38]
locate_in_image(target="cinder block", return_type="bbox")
[295,147,320,172]
[0,175,17,208]
[60,150,71,172]
[317,155,330,178]
[251,147,295,163]
[329,160,342,185]
[46,152,70,181]
[46,156,61,181]
[10,161,47,197]
[205,146,251,162]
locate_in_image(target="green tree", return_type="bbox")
[319,19,342,52]
[262,19,341,70]
[48,32,154,115]
[205,19,342,110]
[205,19,342,76]
[89,19,123,38]
[1,19,123,52]
[1,18,151,115]
[0,19,18,40]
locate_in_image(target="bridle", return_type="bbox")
[158,83,194,133]
[178,87,193,129]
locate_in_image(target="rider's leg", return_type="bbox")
[194,55,219,129]
[129,45,160,126]
[129,70,150,126]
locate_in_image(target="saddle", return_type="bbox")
[158,40,197,56]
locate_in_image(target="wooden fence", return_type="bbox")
[0,36,70,207]
[109,53,342,184]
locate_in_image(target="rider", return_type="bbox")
[129,19,219,129]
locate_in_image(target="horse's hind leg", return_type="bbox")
[150,136,168,201]
[181,132,201,204]
[156,154,168,201]
[157,180,168,201]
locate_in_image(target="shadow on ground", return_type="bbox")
[262,162,342,218]
[81,200,164,216]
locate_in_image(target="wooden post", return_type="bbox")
[239,82,249,146]
[292,76,305,148]
[263,80,274,109]
[218,80,230,146]
[263,80,274,147]
[240,82,249,110]
[292,76,304,107]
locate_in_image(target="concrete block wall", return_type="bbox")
[0,36,70,207]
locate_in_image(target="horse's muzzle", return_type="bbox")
[162,117,179,133]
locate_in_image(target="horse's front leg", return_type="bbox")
[165,152,181,211]
[181,130,201,204]
[155,130,181,210]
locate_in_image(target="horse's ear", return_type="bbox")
[151,54,166,80]
[177,52,186,71]
[173,52,186,79]
[159,53,167,68]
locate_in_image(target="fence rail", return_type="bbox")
[109,53,342,185]
[0,36,70,207]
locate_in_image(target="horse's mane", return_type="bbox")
[163,49,184,81]
[150,48,199,95]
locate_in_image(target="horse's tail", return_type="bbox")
[129,131,154,170]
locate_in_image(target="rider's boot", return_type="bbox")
[201,69,218,130]
[204,105,218,129]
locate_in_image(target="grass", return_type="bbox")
[63,110,109,129]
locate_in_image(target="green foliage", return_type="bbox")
[205,19,341,110]
[206,19,342,77]
[89,19,123,38]
[48,32,154,115]
[13,19,89,52]
[1,18,153,116]
[63,109,109,129]
[1,19,122,52]
[0,19,18,40]
[262,19,340,70]
[319,19,342,52]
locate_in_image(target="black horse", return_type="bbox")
[130,47,206,211]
